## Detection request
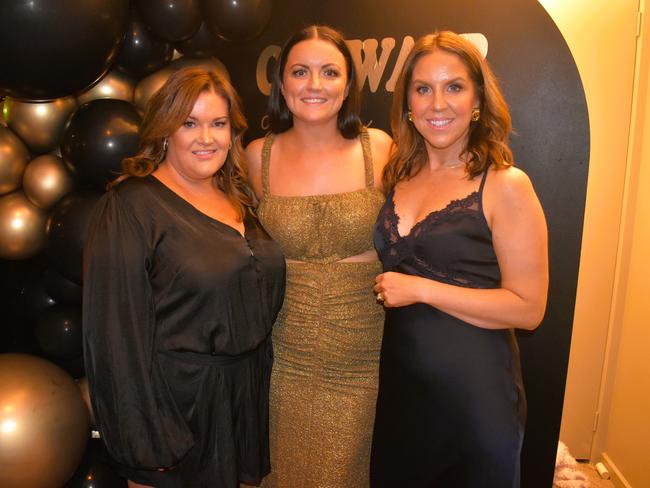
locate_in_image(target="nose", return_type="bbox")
[432,87,447,111]
[199,125,214,144]
[307,72,322,90]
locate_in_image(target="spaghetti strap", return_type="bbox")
[360,127,375,188]
[260,134,275,198]
[477,165,490,215]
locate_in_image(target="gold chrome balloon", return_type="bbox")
[170,56,230,81]
[0,191,47,260]
[0,126,30,195]
[3,96,78,154]
[0,354,89,488]
[133,67,175,112]
[77,69,136,105]
[22,154,74,209]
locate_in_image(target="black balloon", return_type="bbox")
[175,22,220,58]
[47,191,102,284]
[18,276,56,322]
[61,99,141,189]
[0,0,130,101]
[35,304,82,359]
[65,439,127,488]
[115,8,174,78]
[137,0,202,42]
[202,0,272,42]
[43,267,82,305]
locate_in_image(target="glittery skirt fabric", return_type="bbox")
[261,260,384,488]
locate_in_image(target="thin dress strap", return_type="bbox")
[260,133,275,198]
[477,165,490,214]
[359,127,374,188]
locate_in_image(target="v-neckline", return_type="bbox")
[147,175,247,238]
[389,188,479,239]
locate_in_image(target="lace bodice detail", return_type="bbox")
[257,128,385,263]
[374,170,501,289]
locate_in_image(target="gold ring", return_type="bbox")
[376,292,385,304]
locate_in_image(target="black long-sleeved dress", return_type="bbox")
[83,175,286,487]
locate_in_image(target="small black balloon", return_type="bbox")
[137,0,202,42]
[18,277,56,322]
[47,191,103,284]
[61,99,141,190]
[175,22,220,58]
[43,267,82,305]
[35,304,83,360]
[0,0,129,100]
[202,0,272,42]
[115,8,174,78]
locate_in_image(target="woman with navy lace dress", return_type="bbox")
[370,31,548,487]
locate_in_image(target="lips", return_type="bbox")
[427,118,453,129]
[301,97,327,104]
[192,149,217,158]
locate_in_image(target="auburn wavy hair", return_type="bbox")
[115,67,254,220]
[383,31,513,190]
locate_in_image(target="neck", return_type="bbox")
[154,161,220,197]
[289,118,343,147]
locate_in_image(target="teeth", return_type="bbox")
[303,98,325,103]
[429,119,452,127]
[193,150,215,155]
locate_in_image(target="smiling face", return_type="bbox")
[164,89,231,183]
[281,38,349,126]
[408,49,480,160]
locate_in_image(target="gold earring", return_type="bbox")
[471,108,480,122]
[407,110,413,122]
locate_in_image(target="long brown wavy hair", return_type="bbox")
[383,31,514,190]
[115,67,254,220]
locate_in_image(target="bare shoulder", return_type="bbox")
[486,165,538,202]
[245,137,266,198]
[484,165,545,228]
[366,127,393,190]
[366,127,393,160]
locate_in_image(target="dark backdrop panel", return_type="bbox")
[215,1,589,486]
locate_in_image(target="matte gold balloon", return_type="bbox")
[170,56,231,81]
[0,354,89,488]
[77,69,136,105]
[0,126,30,195]
[76,377,96,428]
[4,96,78,154]
[22,154,74,209]
[133,67,175,111]
[0,191,47,260]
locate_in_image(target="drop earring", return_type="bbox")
[163,138,169,152]
[471,108,480,122]
[407,110,413,122]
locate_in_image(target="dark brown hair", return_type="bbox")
[267,25,362,138]
[116,67,254,219]
[384,31,513,190]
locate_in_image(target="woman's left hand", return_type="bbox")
[374,272,423,308]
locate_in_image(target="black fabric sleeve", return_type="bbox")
[82,191,194,475]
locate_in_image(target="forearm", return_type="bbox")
[413,275,546,330]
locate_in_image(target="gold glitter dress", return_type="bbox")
[257,128,385,487]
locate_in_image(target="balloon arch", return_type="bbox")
[0,1,271,486]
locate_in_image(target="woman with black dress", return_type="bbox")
[83,68,285,488]
[370,32,548,487]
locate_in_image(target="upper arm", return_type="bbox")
[485,167,549,326]
[245,137,265,199]
[367,128,394,191]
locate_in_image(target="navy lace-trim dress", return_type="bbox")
[83,176,286,488]
[370,170,526,488]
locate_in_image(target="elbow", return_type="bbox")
[517,302,547,331]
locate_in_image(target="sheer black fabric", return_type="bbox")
[370,170,526,488]
[83,176,285,487]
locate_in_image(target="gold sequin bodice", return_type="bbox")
[257,128,385,263]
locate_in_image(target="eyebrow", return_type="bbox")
[412,75,468,84]
[288,62,343,69]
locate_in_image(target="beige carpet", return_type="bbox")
[576,462,616,488]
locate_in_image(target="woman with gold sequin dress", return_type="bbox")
[245,25,392,487]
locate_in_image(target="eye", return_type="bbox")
[182,120,196,128]
[213,119,229,128]
[291,68,307,77]
[415,84,431,95]
[323,68,340,78]
[448,83,463,93]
